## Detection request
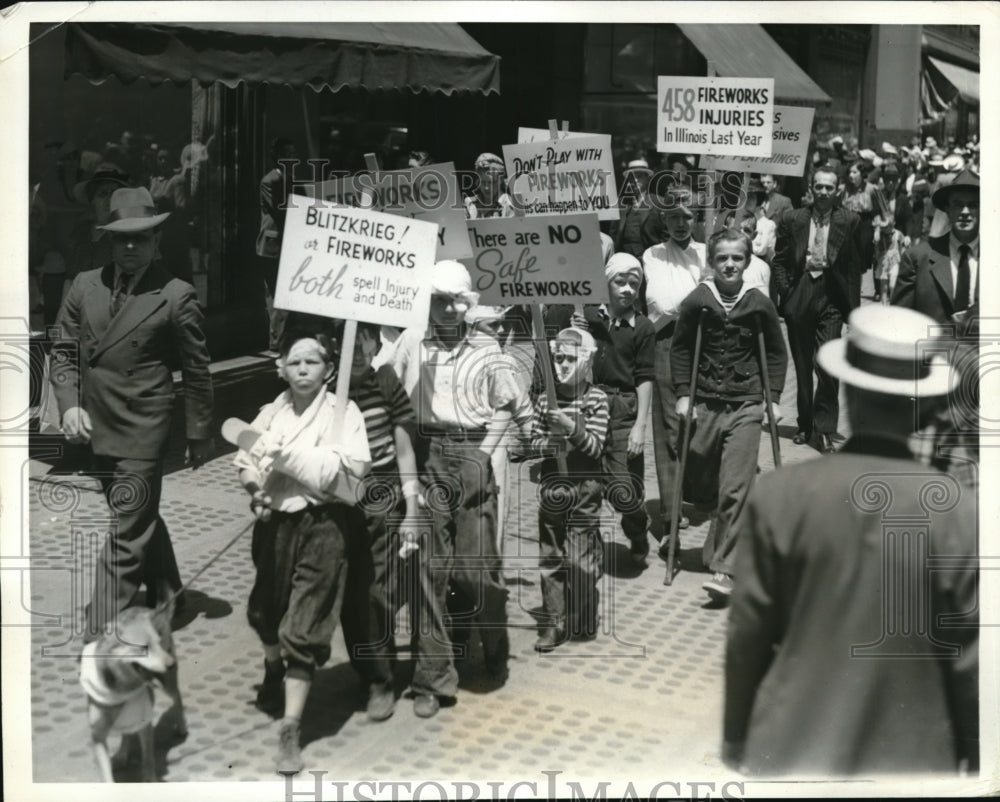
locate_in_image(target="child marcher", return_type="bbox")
[671,229,787,601]
[384,260,533,717]
[334,320,421,723]
[235,330,371,772]
[552,253,656,564]
[527,327,610,650]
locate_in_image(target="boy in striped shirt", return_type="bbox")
[527,328,610,651]
[337,320,421,723]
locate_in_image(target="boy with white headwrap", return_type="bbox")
[525,328,610,651]
[549,252,656,564]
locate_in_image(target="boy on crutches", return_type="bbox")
[670,229,787,600]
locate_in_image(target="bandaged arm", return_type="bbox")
[270,400,372,496]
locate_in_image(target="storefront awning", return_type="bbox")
[926,55,979,105]
[677,24,832,105]
[64,22,500,95]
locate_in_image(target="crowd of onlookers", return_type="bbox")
[29,129,213,332]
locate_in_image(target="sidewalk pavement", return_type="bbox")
[26,311,845,783]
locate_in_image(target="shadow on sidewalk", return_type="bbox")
[299,662,366,745]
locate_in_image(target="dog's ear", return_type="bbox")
[152,580,177,633]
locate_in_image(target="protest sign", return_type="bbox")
[517,126,589,143]
[274,197,438,330]
[502,134,619,221]
[309,176,374,208]
[657,76,774,157]
[704,105,815,177]
[461,213,606,305]
[366,162,472,260]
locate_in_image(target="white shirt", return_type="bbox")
[949,234,979,308]
[642,239,706,326]
[752,214,777,262]
[744,254,771,298]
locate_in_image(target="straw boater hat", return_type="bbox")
[940,153,966,174]
[97,187,171,233]
[817,306,956,397]
[932,168,978,210]
[624,158,651,173]
[72,163,129,204]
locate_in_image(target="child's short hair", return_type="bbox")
[278,328,337,362]
[707,228,752,263]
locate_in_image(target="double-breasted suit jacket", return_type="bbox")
[52,263,213,459]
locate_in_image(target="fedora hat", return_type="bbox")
[932,168,979,210]
[97,187,170,233]
[72,163,129,204]
[817,306,957,397]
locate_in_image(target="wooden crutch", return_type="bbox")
[665,307,706,586]
[756,325,782,469]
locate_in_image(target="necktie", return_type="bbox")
[954,244,970,313]
[110,274,131,317]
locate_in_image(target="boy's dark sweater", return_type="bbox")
[671,283,788,402]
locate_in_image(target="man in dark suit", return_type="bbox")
[772,168,862,453]
[52,187,214,642]
[724,305,978,776]
[759,173,793,223]
[891,169,979,324]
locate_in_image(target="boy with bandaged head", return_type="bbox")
[525,328,610,651]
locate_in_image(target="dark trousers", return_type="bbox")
[685,400,762,576]
[538,476,604,635]
[260,256,288,351]
[651,333,680,528]
[85,455,181,643]
[340,478,403,694]
[602,391,649,546]
[247,505,350,680]
[784,274,844,435]
[410,435,506,696]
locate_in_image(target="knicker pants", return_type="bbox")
[247,504,350,681]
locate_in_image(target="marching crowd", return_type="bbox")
[47,130,980,778]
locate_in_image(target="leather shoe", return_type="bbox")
[534,627,565,652]
[819,433,837,454]
[792,431,810,445]
[366,684,395,722]
[413,693,440,718]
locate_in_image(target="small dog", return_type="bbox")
[80,593,187,782]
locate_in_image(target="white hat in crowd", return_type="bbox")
[430,260,480,307]
[817,306,957,397]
